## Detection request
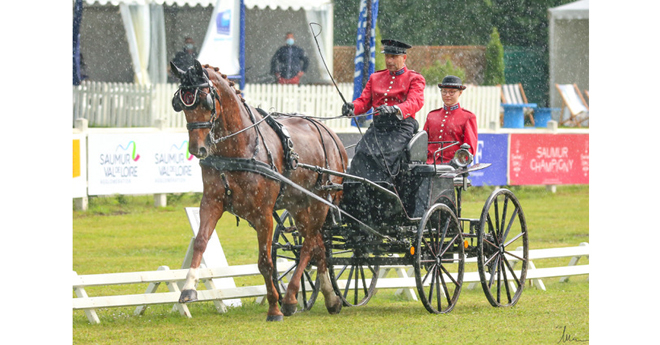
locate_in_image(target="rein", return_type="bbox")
[209,104,271,144]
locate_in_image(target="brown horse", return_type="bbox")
[170,60,347,321]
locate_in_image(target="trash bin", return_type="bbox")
[534,108,560,128]
[502,103,536,128]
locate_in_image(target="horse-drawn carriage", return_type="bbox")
[171,60,528,320]
[272,131,529,314]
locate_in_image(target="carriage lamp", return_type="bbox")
[452,144,473,168]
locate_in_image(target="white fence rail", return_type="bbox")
[73,243,588,324]
[73,82,502,131]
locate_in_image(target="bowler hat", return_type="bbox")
[438,75,466,90]
[381,39,412,55]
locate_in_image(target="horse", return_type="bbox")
[170,60,348,321]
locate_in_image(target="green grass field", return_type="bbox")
[73,185,589,344]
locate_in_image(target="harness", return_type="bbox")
[172,62,392,241]
[173,67,339,214]
[258,108,299,170]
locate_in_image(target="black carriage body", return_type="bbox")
[337,166,457,228]
[326,129,463,259]
[273,130,528,313]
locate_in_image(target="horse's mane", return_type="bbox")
[201,64,246,104]
[176,61,245,104]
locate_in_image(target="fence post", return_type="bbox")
[74,118,88,211]
[153,118,168,207]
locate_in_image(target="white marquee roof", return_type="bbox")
[548,0,589,20]
[82,0,332,10]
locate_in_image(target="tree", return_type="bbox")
[375,25,385,70]
[483,27,505,85]
[420,60,466,86]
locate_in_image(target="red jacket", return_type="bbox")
[353,66,426,119]
[423,103,478,164]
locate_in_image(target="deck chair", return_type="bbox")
[555,83,589,127]
[584,90,589,105]
[500,83,535,126]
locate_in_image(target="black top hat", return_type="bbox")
[381,39,412,55]
[438,75,466,90]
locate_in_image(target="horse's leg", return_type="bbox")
[283,208,342,315]
[180,196,223,303]
[310,232,343,314]
[280,229,312,316]
[252,214,283,322]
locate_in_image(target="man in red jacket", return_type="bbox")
[423,75,478,165]
[342,39,426,182]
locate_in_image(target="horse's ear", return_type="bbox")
[194,59,204,75]
[170,61,185,79]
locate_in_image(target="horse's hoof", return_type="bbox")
[266,314,284,322]
[282,303,298,316]
[179,289,198,303]
[326,297,343,315]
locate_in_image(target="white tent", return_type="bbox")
[78,0,333,85]
[548,0,589,112]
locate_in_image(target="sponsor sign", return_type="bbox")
[509,134,589,185]
[87,132,203,195]
[470,133,508,186]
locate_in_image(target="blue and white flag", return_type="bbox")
[352,0,378,125]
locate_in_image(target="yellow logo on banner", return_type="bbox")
[73,139,80,178]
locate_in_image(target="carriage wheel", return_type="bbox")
[413,203,464,314]
[477,189,529,307]
[271,211,319,311]
[327,242,380,307]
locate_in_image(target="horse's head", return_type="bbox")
[170,60,221,159]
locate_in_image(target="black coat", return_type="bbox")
[270,45,309,79]
[172,50,198,71]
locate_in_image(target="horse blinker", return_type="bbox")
[172,88,213,112]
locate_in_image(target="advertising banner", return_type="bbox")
[509,134,589,185]
[470,133,508,186]
[87,132,203,196]
[73,134,87,198]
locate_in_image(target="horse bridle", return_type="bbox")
[173,75,271,144]
[172,76,221,131]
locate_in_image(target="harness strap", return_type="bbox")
[199,156,338,213]
[200,155,393,242]
[220,172,241,227]
[263,112,299,170]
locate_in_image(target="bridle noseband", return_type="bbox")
[172,77,221,131]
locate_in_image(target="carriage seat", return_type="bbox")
[405,130,428,164]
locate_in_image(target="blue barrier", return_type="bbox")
[534,108,560,128]
[502,103,537,128]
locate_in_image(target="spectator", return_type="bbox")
[423,75,478,164]
[170,37,198,78]
[270,32,309,85]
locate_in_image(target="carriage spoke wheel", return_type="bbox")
[477,189,529,307]
[327,242,380,307]
[271,211,319,311]
[413,203,464,314]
